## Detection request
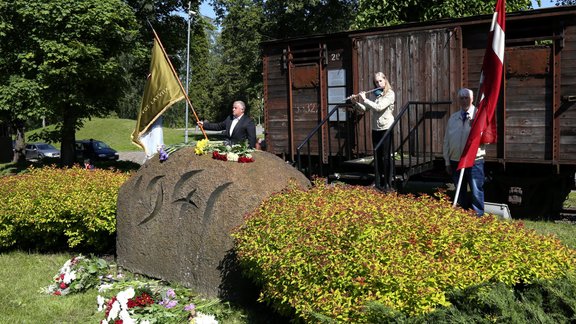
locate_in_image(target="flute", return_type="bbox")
[345,87,382,100]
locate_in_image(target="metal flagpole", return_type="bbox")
[453,168,465,207]
[184,1,192,143]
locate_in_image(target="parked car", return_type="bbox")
[25,143,60,160]
[75,139,119,162]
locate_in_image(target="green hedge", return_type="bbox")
[366,274,576,322]
[233,181,576,322]
[0,165,130,252]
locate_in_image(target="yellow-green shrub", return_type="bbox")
[233,181,576,322]
[0,165,130,251]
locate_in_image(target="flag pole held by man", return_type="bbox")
[131,28,207,160]
[446,0,506,216]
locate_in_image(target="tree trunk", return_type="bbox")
[60,112,77,166]
[11,120,26,164]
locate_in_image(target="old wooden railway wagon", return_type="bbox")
[261,6,576,218]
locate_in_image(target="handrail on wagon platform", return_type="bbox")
[296,100,452,190]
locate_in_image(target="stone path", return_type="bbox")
[118,151,146,164]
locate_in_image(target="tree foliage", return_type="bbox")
[353,0,537,29]
[161,8,217,129]
[209,0,264,121]
[119,0,189,125]
[261,0,357,38]
[120,1,216,133]
[0,0,141,165]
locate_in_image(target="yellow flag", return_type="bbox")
[131,36,185,155]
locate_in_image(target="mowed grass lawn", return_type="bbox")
[0,252,103,323]
[27,117,210,152]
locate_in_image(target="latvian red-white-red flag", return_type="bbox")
[457,0,505,171]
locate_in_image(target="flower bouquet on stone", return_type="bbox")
[209,141,254,163]
[42,255,111,296]
[156,138,255,163]
[97,280,220,324]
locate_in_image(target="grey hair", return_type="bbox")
[458,88,473,99]
[233,100,246,111]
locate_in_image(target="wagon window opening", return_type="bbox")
[327,69,347,121]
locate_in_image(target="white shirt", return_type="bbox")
[443,105,485,166]
[230,115,242,136]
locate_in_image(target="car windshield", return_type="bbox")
[93,141,110,149]
[37,144,56,150]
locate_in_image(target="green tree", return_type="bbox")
[208,0,357,122]
[210,0,264,121]
[261,0,357,38]
[0,77,45,162]
[187,14,219,123]
[119,0,190,123]
[121,1,215,135]
[555,0,575,5]
[0,0,141,165]
[353,0,537,29]
[162,7,217,132]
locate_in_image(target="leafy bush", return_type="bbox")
[364,273,576,323]
[233,181,576,322]
[0,165,130,252]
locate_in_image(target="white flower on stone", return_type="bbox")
[226,152,239,161]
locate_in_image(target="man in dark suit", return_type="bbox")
[198,100,257,148]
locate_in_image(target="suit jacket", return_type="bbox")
[203,114,257,148]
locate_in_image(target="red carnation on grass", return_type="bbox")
[104,297,118,318]
[127,292,155,308]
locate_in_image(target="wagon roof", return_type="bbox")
[261,5,576,45]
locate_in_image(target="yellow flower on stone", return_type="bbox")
[195,139,209,155]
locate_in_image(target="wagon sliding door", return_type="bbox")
[284,44,327,161]
[353,28,459,157]
[504,46,553,161]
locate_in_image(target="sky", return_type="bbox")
[532,0,556,7]
[200,2,216,19]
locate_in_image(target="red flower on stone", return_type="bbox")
[238,156,254,163]
[212,151,227,161]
